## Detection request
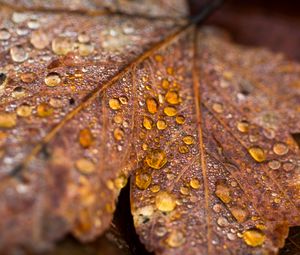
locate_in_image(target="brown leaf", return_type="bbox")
[0,0,299,255]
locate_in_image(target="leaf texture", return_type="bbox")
[0,0,299,254]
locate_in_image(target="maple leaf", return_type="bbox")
[0,0,299,255]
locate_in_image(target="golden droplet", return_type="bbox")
[114,175,127,189]
[237,120,249,133]
[20,72,35,83]
[223,71,233,81]
[176,115,185,124]
[75,158,96,175]
[215,183,231,204]
[212,103,224,113]
[113,114,123,124]
[190,178,201,189]
[109,98,121,110]
[151,185,160,193]
[113,127,124,141]
[145,149,167,169]
[52,36,74,55]
[79,128,93,148]
[78,43,94,56]
[146,97,158,114]
[119,96,128,105]
[16,104,32,117]
[180,186,189,195]
[164,106,177,117]
[183,135,194,145]
[248,146,266,162]
[166,230,185,248]
[165,90,180,105]
[30,30,49,49]
[243,229,266,247]
[178,145,189,154]
[154,55,163,62]
[45,72,61,87]
[155,191,176,212]
[37,103,54,117]
[230,207,248,223]
[0,112,17,128]
[273,143,289,156]
[166,67,174,75]
[142,143,148,151]
[143,116,153,130]
[157,119,167,130]
[135,169,152,190]
[161,79,169,90]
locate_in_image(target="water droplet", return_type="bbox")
[164,106,177,117]
[237,120,249,133]
[166,67,174,75]
[75,158,95,175]
[283,162,294,172]
[223,71,233,81]
[151,185,160,193]
[217,217,229,227]
[268,160,281,170]
[146,97,158,114]
[20,72,35,83]
[243,228,265,247]
[155,226,167,237]
[78,43,94,56]
[0,112,17,128]
[30,30,49,49]
[52,36,74,55]
[227,233,236,240]
[135,169,152,190]
[183,135,194,145]
[155,191,176,212]
[10,45,28,62]
[45,72,61,87]
[230,207,248,223]
[176,115,185,125]
[37,102,53,117]
[178,145,189,154]
[273,143,289,156]
[145,149,167,169]
[154,55,163,62]
[165,90,180,105]
[12,12,28,23]
[114,175,127,189]
[248,146,266,162]
[12,86,27,98]
[215,182,231,204]
[78,33,90,43]
[180,186,189,195]
[109,98,121,110]
[212,103,224,113]
[79,128,93,148]
[0,28,11,40]
[113,127,124,141]
[113,114,123,124]
[16,104,32,117]
[166,230,185,248]
[156,119,167,130]
[161,79,169,90]
[143,116,153,130]
[119,96,128,105]
[190,178,201,189]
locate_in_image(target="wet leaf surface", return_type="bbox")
[0,0,299,254]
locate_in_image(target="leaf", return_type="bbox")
[0,0,299,255]
[130,27,300,255]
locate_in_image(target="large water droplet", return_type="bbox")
[155,191,176,212]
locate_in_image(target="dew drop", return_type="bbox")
[143,116,153,130]
[248,146,266,162]
[230,207,248,223]
[155,226,167,237]
[30,30,49,49]
[268,160,281,170]
[215,182,231,204]
[20,72,35,83]
[78,33,90,43]
[79,128,93,148]
[164,106,177,117]
[217,217,229,227]
[145,149,167,169]
[243,228,265,247]
[78,43,94,56]
[12,86,27,99]
[165,90,180,105]
[75,158,95,175]
[154,55,163,62]
[237,120,249,133]
[176,115,185,124]
[190,178,201,189]
[273,143,289,156]
[180,186,189,195]
[16,104,32,117]
[161,79,169,90]
[146,97,158,114]
[113,114,123,124]
[114,175,127,189]
[183,135,194,145]
[178,145,189,154]
[135,169,152,190]
[113,127,124,141]
[156,119,167,130]
[151,185,160,193]
[45,72,61,87]
[0,112,17,128]
[10,45,29,62]
[119,96,128,105]
[52,36,74,55]
[166,230,185,248]
[27,19,40,29]
[37,102,53,117]
[212,103,224,113]
[0,28,11,40]
[108,98,121,110]
[155,191,176,212]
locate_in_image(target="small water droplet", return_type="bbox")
[166,230,185,248]
[52,36,74,55]
[217,217,229,227]
[78,33,90,43]
[156,119,167,130]
[248,146,266,162]
[273,143,289,156]
[176,115,185,124]
[16,104,32,117]
[230,207,248,223]
[164,106,177,117]
[143,116,153,130]
[109,98,121,110]
[190,178,201,189]
[135,169,152,190]
[180,186,189,195]
[78,43,94,56]
[20,72,35,83]
[178,145,189,154]
[165,90,180,105]
[37,102,53,117]
[79,128,93,148]
[212,103,223,113]
[30,30,49,49]
[268,160,281,170]
[12,86,27,99]
[154,55,163,62]
[155,191,176,212]
[45,72,61,87]
[75,158,95,175]
[113,114,123,124]
[237,120,249,133]
[183,135,194,145]
[215,182,231,204]
[27,19,40,29]
[113,127,124,141]
[114,175,127,189]
[151,185,160,193]
[0,112,17,128]
[10,45,28,62]
[161,79,169,90]
[0,28,11,40]
[119,96,128,105]
[145,149,167,169]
